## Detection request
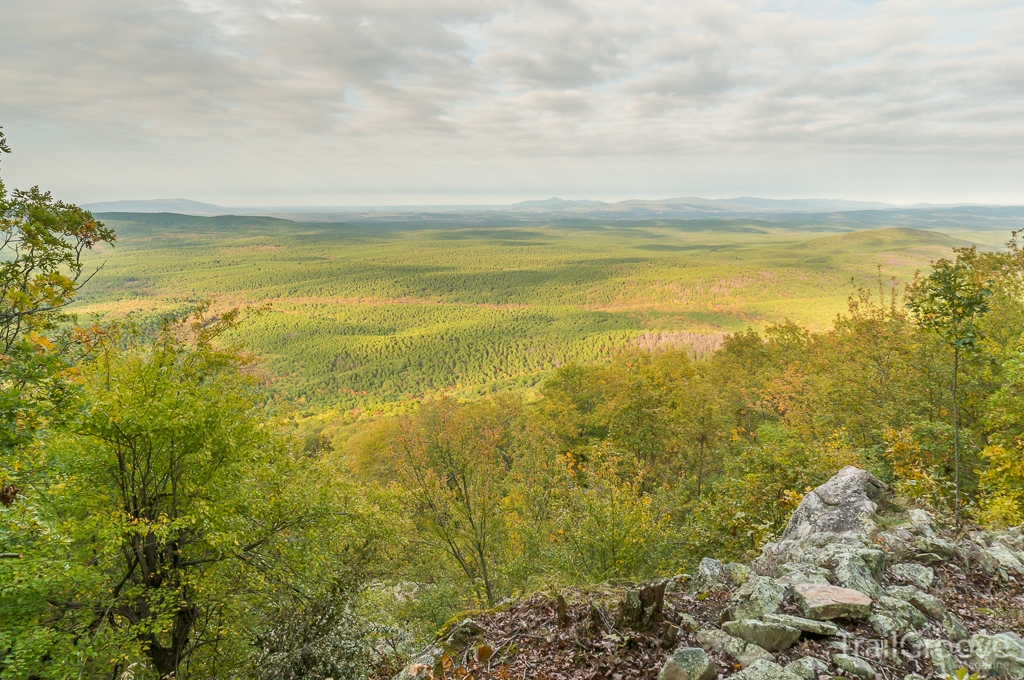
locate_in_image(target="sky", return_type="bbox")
[2,0,1023,206]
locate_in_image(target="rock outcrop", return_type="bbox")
[394,466,1024,680]
[780,466,886,540]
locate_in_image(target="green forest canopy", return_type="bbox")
[74,212,976,412]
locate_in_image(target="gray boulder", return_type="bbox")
[724,562,752,586]
[731,659,804,680]
[886,585,944,620]
[834,554,883,599]
[659,647,718,680]
[786,657,829,680]
[697,629,774,667]
[728,576,787,620]
[970,632,1024,679]
[906,509,936,535]
[942,612,970,642]
[923,639,957,677]
[692,558,725,594]
[876,512,931,551]
[832,653,876,679]
[868,612,905,638]
[764,613,840,637]
[914,536,957,560]
[890,563,935,590]
[874,596,927,633]
[782,467,886,540]
[723,619,802,652]
[764,531,879,574]
[969,530,1024,579]
[982,544,1024,577]
[776,563,832,587]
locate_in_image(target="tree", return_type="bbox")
[392,397,522,606]
[0,127,114,354]
[0,125,115,489]
[1,308,385,678]
[907,248,991,529]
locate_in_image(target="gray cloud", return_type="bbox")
[1,0,1023,203]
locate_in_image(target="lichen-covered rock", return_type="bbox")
[886,585,945,620]
[697,629,774,667]
[764,613,840,637]
[835,554,882,599]
[942,612,970,642]
[786,656,829,680]
[724,562,752,586]
[903,631,924,652]
[728,576,787,620]
[970,528,1024,552]
[658,647,718,680]
[723,619,802,652]
[970,632,1024,679]
[890,563,935,590]
[982,544,1024,577]
[763,531,883,588]
[833,653,877,679]
[877,510,931,552]
[781,467,886,540]
[868,612,904,637]
[875,595,927,632]
[859,548,887,582]
[923,639,957,677]
[793,583,872,620]
[692,558,726,594]
[776,563,832,587]
[969,530,1024,579]
[914,536,957,560]
[906,509,936,535]
[731,659,804,680]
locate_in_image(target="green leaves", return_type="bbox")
[1,185,115,354]
[907,248,992,352]
[2,310,390,678]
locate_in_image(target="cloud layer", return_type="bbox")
[2,0,1023,204]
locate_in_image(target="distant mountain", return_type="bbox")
[508,197,608,208]
[616,197,895,212]
[717,197,896,212]
[81,197,1024,233]
[83,199,225,214]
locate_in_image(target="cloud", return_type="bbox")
[1,0,1023,203]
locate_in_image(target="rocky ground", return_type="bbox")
[396,467,1024,680]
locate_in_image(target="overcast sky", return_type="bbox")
[2,0,1023,206]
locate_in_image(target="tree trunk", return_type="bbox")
[146,604,198,678]
[952,347,961,532]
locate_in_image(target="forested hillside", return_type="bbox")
[3,132,1024,679]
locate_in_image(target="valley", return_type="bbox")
[76,212,974,412]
